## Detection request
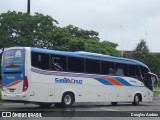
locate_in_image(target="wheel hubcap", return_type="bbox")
[64,95,71,105]
[135,96,139,103]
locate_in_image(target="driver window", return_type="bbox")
[140,66,150,78]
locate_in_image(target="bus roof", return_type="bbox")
[30,47,149,69]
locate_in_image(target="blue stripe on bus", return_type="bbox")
[113,77,133,86]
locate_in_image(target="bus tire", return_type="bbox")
[111,102,118,106]
[132,94,140,105]
[61,92,74,107]
[39,103,52,108]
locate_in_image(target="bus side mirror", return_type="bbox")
[148,72,158,82]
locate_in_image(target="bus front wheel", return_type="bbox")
[132,94,140,105]
[61,92,74,107]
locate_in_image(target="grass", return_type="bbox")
[0,89,5,104]
[154,86,160,91]
[153,91,160,97]
[153,86,160,97]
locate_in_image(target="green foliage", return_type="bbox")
[131,39,160,77]
[0,11,120,56]
[0,11,58,48]
[63,25,99,41]
[83,40,119,56]
[132,39,149,60]
[153,91,160,97]
[143,54,160,77]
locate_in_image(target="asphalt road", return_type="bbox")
[0,97,160,120]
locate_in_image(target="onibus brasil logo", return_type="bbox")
[55,77,83,84]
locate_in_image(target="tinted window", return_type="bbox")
[115,63,128,76]
[128,64,140,77]
[68,57,84,73]
[140,66,149,77]
[51,54,67,71]
[31,52,49,70]
[101,61,115,75]
[86,59,100,74]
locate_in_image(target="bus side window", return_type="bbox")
[51,54,67,71]
[115,63,124,76]
[68,57,85,73]
[115,63,128,76]
[31,52,49,70]
[101,61,115,75]
[85,59,100,74]
[128,64,140,78]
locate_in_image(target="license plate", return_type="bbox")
[9,89,15,92]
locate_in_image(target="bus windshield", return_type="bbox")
[3,49,25,68]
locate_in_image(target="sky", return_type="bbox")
[0,0,160,52]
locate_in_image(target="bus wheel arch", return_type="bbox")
[132,93,142,105]
[61,91,75,107]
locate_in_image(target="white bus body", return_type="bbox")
[1,47,157,107]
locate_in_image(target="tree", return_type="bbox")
[0,11,120,56]
[131,39,160,77]
[62,25,120,56]
[132,39,149,60]
[83,40,119,56]
[0,11,58,48]
[63,25,99,41]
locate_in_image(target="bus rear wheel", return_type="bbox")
[132,94,140,105]
[61,92,74,107]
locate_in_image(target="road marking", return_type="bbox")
[99,108,120,111]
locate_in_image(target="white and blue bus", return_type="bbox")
[1,47,158,107]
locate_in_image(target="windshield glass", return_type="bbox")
[3,49,25,68]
